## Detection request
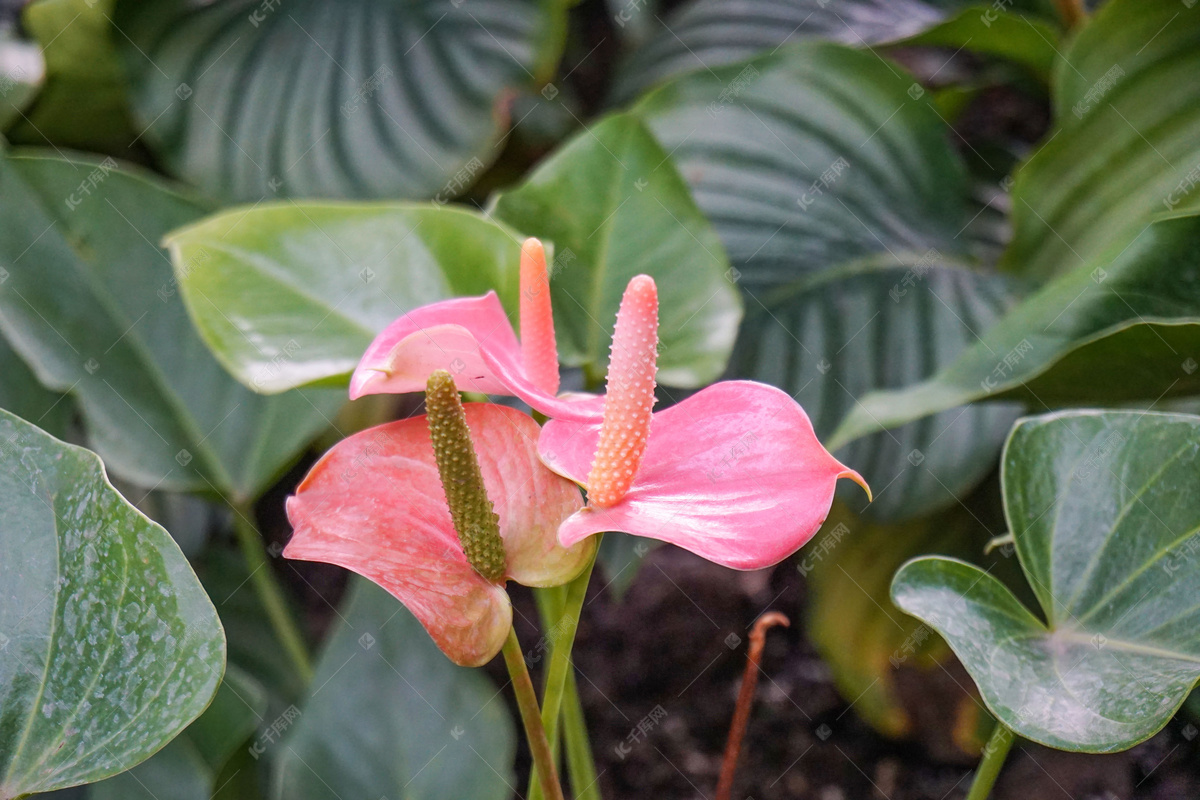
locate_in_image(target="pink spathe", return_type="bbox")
[285,403,591,667]
[347,237,602,422]
[540,381,868,570]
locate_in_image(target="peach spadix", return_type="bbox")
[284,371,594,667]
[538,276,871,570]
[349,237,603,422]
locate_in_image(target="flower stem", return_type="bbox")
[715,612,789,800]
[965,723,1017,800]
[502,626,566,800]
[562,669,601,800]
[530,549,598,799]
[231,501,314,683]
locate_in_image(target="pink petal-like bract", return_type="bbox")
[587,275,658,508]
[539,381,869,570]
[285,403,590,667]
[349,292,603,422]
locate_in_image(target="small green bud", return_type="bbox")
[425,370,507,583]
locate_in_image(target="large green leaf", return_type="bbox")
[892,410,1200,752]
[831,213,1200,449]
[0,151,343,497]
[611,0,1058,103]
[9,0,137,154]
[492,113,741,387]
[112,0,565,202]
[0,408,225,797]
[165,203,524,394]
[1003,0,1200,279]
[632,43,1020,519]
[272,578,516,800]
[89,667,267,800]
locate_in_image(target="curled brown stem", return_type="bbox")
[715,611,790,800]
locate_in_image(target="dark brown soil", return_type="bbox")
[503,545,1200,800]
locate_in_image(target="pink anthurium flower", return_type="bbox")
[285,392,593,667]
[349,237,604,422]
[537,276,871,570]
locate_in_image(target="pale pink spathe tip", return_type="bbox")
[348,368,387,400]
[586,275,658,508]
[518,238,560,396]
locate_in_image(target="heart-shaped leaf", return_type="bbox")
[892,410,1200,752]
[830,213,1200,449]
[272,578,515,800]
[165,203,523,394]
[112,0,565,202]
[0,151,343,497]
[1003,0,1200,279]
[90,666,268,800]
[631,43,1021,519]
[0,408,225,797]
[492,112,741,387]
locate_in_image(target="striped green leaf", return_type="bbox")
[112,0,565,201]
[633,43,1020,520]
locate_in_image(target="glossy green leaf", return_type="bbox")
[165,203,524,394]
[272,578,516,800]
[633,43,1020,519]
[112,0,565,202]
[89,667,267,800]
[492,113,741,387]
[0,151,343,497]
[0,407,225,797]
[9,0,137,154]
[892,410,1200,752]
[831,213,1200,449]
[1003,0,1200,279]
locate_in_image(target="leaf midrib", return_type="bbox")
[1048,628,1200,667]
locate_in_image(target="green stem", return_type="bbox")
[533,584,568,768]
[502,626,566,800]
[562,669,601,800]
[530,550,598,799]
[231,502,314,683]
[965,723,1016,800]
